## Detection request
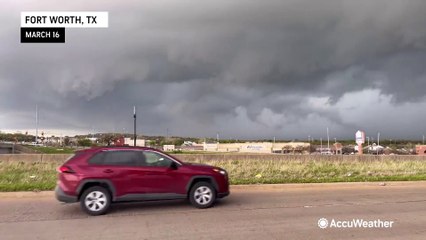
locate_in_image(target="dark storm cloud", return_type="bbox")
[1,0,426,139]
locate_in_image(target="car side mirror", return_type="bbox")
[169,161,178,170]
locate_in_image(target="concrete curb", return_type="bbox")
[1,181,425,198]
[0,191,54,198]
[230,181,426,191]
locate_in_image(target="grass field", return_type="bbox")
[26,146,76,154]
[0,161,58,191]
[205,158,426,184]
[1,157,426,191]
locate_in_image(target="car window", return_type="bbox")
[89,151,141,166]
[142,151,173,167]
[88,152,104,165]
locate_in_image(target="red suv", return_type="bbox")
[55,147,229,215]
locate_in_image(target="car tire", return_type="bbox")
[80,186,111,216]
[189,182,216,209]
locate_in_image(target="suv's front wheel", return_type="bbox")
[80,186,111,216]
[189,182,216,208]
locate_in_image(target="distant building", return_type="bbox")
[203,143,219,152]
[45,136,63,145]
[332,143,343,155]
[124,138,145,147]
[368,144,384,152]
[163,145,175,151]
[416,145,426,155]
[183,141,196,146]
[87,137,98,143]
[202,142,310,154]
[181,144,204,151]
[114,137,125,146]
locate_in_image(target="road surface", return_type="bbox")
[0,182,426,240]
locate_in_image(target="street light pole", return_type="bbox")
[35,104,38,144]
[377,132,380,146]
[326,127,330,153]
[133,106,136,147]
[377,132,380,155]
[366,137,370,154]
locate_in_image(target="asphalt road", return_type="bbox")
[0,182,426,240]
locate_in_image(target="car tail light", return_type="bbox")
[58,165,75,173]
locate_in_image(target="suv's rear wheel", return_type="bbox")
[189,182,216,208]
[80,186,111,216]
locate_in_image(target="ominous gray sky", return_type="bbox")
[1,0,426,140]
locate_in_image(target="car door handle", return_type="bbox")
[103,169,114,173]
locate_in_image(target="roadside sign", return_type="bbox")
[355,130,365,144]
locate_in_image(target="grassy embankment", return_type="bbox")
[1,156,426,191]
[26,146,76,154]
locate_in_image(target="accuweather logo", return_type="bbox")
[317,218,394,229]
[318,218,329,229]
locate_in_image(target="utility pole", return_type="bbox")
[377,132,380,146]
[35,104,38,144]
[320,137,323,154]
[423,135,425,145]
[216,132,219,143]
[366,137,370,154]
[133,106,136,147]
[377,132,380,155]
[327,127,330,153]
